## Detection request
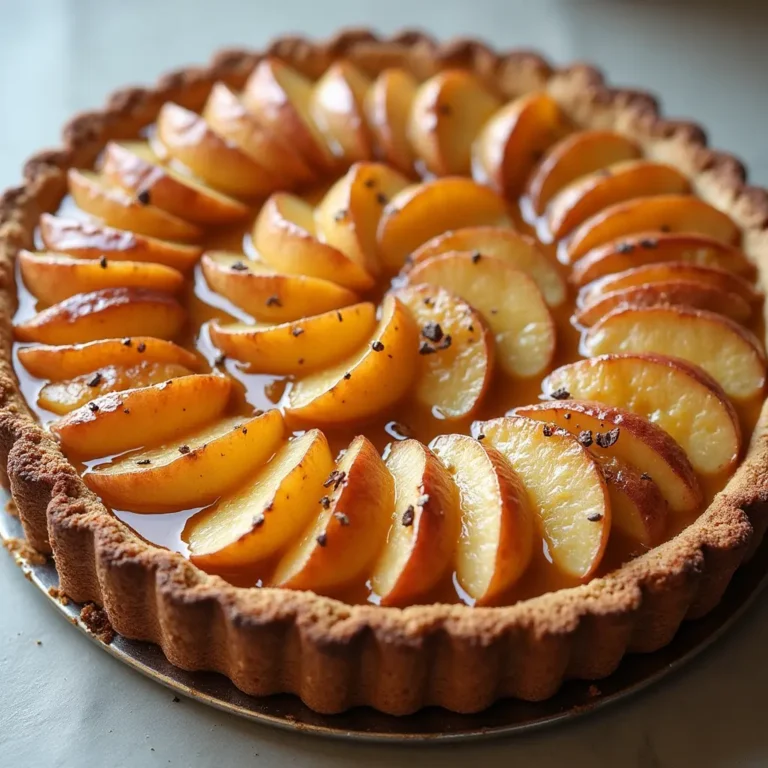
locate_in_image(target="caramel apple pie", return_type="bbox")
[2,30,768,716]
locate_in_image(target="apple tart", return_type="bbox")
[2,30,768,715]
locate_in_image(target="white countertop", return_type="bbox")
[2,1,768,765]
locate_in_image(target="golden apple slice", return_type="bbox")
[202,82,315,188]
[68,170,202,242]
[430,434,533,603]
[39,214,202,272]
[566,195,741,263]
[51,373,232,458]
[526,130,642,214]
[19,250,184,305]
[364,68,418,174]
[200,252,358,323]
[86,410,285,511]
[156,102,276,198]
[14,288,186,345]
[542,353,741,476]
[209,302,376,375]
[253,192,375,291]
[377,177,511,272]
[370,439,460,606]
[547,161,691,239]
[408,69,501,176]
[394,283,493,419]
[18,336,201,380]
[315,162,410,277]
[187,429,333,570]
[583,305,766,401]
[242,57,336,173]
[408,225,566,307]
[408,252,555,378]
[475,416,609,580]
[515,401,702,515]
[273,435,394,592]
[286,295,418,424]
[472,93,569,198]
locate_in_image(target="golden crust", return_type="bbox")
[2,29,768,715]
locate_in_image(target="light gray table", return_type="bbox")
[2,1,768,765]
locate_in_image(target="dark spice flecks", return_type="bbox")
[252,514,265,528]
[640,238,658,249]
[87,373,102,388]
[122,338,132,347]
[334,209,347,221]
[421,322,444,342]
[616,242,635,254]
[337,311,344,322]
[343,372,352,380]
[136,459,151,465]
[587,512,604,522]
[437,334,452,350]
[641,472,652,481]
[551,387,570,400]
[578,430,593,447]
[401,506,415,527]
[323,470,347,490]
[266,295,282,307]
[137,342,146,353]
[292,327,304,337]
[99,256,107,269]
[178,445,191,455]
[334,512,350,526]
[316,533,328,547]
[214,354,226,367]
[137,190,151,205]
[471,251,482,264]
[320,496,331,509]
[376,192,388,205]
[418,341,437,355]
[371,340,385,352]
[595,427,620,448]
[542,424,555,437]
[88,402,99,412]
[231,261,249,271]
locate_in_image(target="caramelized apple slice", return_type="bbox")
[273,435,394,592]
[547,161,691,239]
[408,70,501,176]
[516,401,702,515]
[68,170,202,242]
[315,162,410,277]
[188,430,334,570]
[51,373,231,458]
[19,251,184,305]
[286,295,418,424]
[430,434,533,603]
[14,288,185,345]
[408,252,555,378]
[475,416,609,580]
[209,302,376,374]
[370,439,460,606]
[583,305,766,401]
[253,193,375,291]
[409,225,566,307]
[527,130,642,214]
[86,410,285,511]
[566,195,741,263]
[201,252,358,323]
[542,354,741,476]
[377,177,511,272]
[39,215,202,272]
[394,283,493,419]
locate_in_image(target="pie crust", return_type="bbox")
[2,29,768,715]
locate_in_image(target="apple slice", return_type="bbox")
[202,82,315,188]
[408,225,566,307]
[583,305,766,401]
[38,215,202,272]
[273,435,394,592]
[515,401,702,515]
[51,373,232,458]
[19,250,184,305]
[209,302,376,375]
[547,160,691,239]
[17,337,201,380]
[526,130,642,215]
[187,429,334,570]
[393,283,493,419]
[430,434,533,603]
[542,353,741,476]
[408,69,501,176]
[315,162,410,277]
[566,195,741,263]
[364,67,418,174]
[474,416,609,580]
[253,192,375,291]
[86,410,285,511]
[14,288,186,345]
[377,177,512,272]
[285,295,418,424]
[200,252,358,323]
[408,252,555,378]
[68,170,202,242]
[472,93,570,198]
[370,439,460,606]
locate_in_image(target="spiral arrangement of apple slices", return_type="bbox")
[12,56,767,606]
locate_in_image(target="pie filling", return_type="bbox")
[11,58,766,608]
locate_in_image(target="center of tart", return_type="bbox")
[11,58,766,607]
